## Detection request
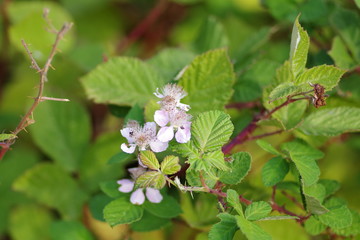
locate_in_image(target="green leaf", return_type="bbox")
[135,171,166,189]
[256,140,281,156]
[147,47,195,81]
[304,216,326,236]
[107,152,135,165]
[130,211,170,232]
[295,65,346,91]
[289,16,309,77]
[9,204,53,240]
[219,152,251,185]
[81,57,166,106]
[191,111,234,152]
[124,104,144,125]
[259,216,299,221]
[281,140,323,186]
[269,82,300,101]
[144,196,182,218]
[328,37,357,70]
[0,133,17,141]
[178,49,235,114]
[330,8,360,63]
[245,201,272,221]
[13,163,87,219]
[50,221,94,240]
[333,210,360,237]
[193,16,229,53]
[139,151,160,170]
[318,204,352,230]
[160,155,181,175]
[261,156,289,187]
[303,183,328,215]
[203,150,229,171]
[318,179,340,198]
[185,169,217,188]
[273,100,308,130]
[89,194,112,222]
[100,181,127,199]
[227,189,243,216]
[236,216,272,240]
[356,0,360,8]
[103,198,143,227]
[299,107,360,136]
[8,2,74,62]
[30,101,90,172]
[274,60,294,84]
[209,213,238,240]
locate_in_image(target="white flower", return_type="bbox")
[117,179,163,205]
[154,109,191,143]
[154,84,190,111]
[120,121,168,154]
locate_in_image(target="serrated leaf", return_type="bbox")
[203,150,229,171]
[81,57,166,106]
[147,47,195,80]
[227,189,243,216]
[50,221,94,240]
[289,16,309,77]
[178,49,235,114]
[160,155,181,175]
[103,198,143,226]
[139,151,160,170]
[259,216,299,221]
[261,156,289,187]
[274,61,294,84]
[245,201,272,221]
[256,140,281,156]
[185,169,217,188]
[209,213,238,240]
[318,204,352,230]
[13,163,87,219]
[281,140,323,186]
[299,107,360,136]
[219,152,251,185]
[130,211,170,232]
[107,152,135,164]
[191,111,234,152]
[304,216,326,236]
[194,16,229,53]
[333,210,360,237]
[30,101,91,172]
[0,134,17,141]
[171,141,199,159]
[295,65,346,91]
[318,179,340,198]
[135,171,166,189]
[303,184,328,215]
[236,216,272,240]
[100,181,128,199]
[269,82,300,100]
[144,196,182,218]
[328,37,357,70]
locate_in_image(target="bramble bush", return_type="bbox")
[1,0,360,239]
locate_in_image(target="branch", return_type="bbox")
[0,21,72,161]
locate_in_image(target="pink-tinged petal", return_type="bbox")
[117,179,134,193]
[130,188,145,205]
[154,110,169,127]
[150,140,168,152]
[121,143,136,153]
[138,156,147,168]
[175,127,191,143]
[144,122,157,133]
[157,126,174,142]
[145,188,163,203]
[128,166,146,179]
[120,128,135,142]
[177,103,191,111]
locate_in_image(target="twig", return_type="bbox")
[0,20,72,161]
[247,129,284,141]
[281,190,304,210]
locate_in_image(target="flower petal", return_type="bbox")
[120,128,135,143]
[117,179,134,193]
[145,188,163,203]
[130,188,145,205]
[154,88,164,98]
[177,103,191,111]
[121,143,136,153]
[150,140,169,152]
[154,110,169,127]
[175,123,191,143]
[157,126,174,142]
[144,122,157,133]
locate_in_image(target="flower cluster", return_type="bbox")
[117,167,163,205]
[120,84,191,153]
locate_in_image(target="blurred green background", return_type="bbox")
[0,0,360,239]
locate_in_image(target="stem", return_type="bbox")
[281,190,304,210]
[247,130,283,141]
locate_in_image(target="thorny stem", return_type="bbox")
[0,21,72,161]
[222,94,310,154]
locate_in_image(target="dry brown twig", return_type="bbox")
[0,12,73,160]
